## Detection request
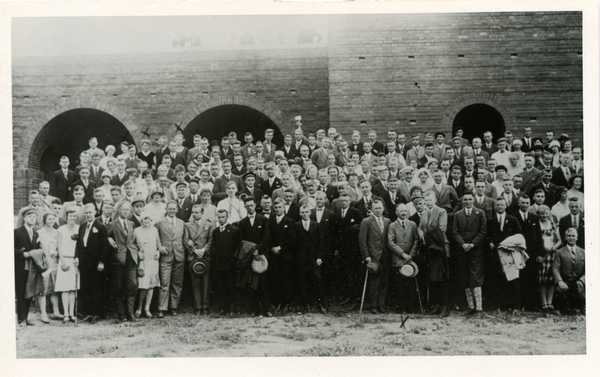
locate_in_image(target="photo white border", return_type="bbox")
[0,1,598,376]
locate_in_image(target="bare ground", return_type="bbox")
[16,307,585,358]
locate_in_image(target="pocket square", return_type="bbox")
[350,219,355,223]
[92,228,98,234]
[258,225,262,228]
[284,225,288,228]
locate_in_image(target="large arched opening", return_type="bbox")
[182,104,284,148]
[452,103,506,142]
[30,109,134,181]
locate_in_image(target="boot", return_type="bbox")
[126,297,139,322]
[440,305,449,317]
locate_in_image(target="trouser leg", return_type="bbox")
[158,259,173,311]
[169,260,185,309]
[15,271,31,323]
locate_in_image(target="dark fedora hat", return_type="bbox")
[189,257,210,276]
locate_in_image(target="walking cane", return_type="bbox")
[74,269,78,327]
[414,277,424,314]
[359,268,369,316]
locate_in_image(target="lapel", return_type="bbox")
[371,217,383,236]
[162,217,176,238]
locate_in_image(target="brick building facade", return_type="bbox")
[12,12,582,212]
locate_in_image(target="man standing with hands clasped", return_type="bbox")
[552,228,585,315]
[452,192,487,316]
[74,204,109,324]
[359,199,391,314]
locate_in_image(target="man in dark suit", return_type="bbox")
[294,205,327,313]
[552,154,575,189]
[75,203,109,323]
[348,130,364,156]
[448,166,465,198]
[471,138,490,161]
[70,167,96,204]
[154,136,170,172]
[558,197,584,248]
[332,194,363,303]
[267,198,296,314]
[14,208,41,327]
[89,153,105,187]
[50,156,78,204]
[240,173,264,211]
[499,180,520,215]
[310,191,336,295]
[529,169,558,207]
[359,200,391,313]
[106,201,138,322]
[352,180,387,220]
[380,178,404,222]
[521,126,534,152]
[481,131,498,155]
[111,160,129,187]
[473,180,495,220]
[511,195,543,311]
[219,137,233,162]
[259,162,282,198]
[280,134,298,161]
[452,192,488,316]
[282,189,301,222]
[213,159,244,194]
[167,140,187,168]
[486,198,523,311]
[211,209,242,314]
[238,196,272,316]
[368,129,385,155]
[552,228,585,314]
[173,182,193,221]
[520,154,542,195]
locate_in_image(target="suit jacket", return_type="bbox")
[452,207,487,250]
[473,195,495,220]
[89,165,106,187]
[520,168,543,195]
[487,214,522,253]
[433,143,450,161]
[311,207,335,253]
[219,148,233,163]
[14,226,41,274]
[530,182,559,207]
[332,207,362,251]
[481,142,499,156]
[294,219,324,267]
[129,215,142,229]
[50,169,78,203]
[269,216,296,261]
[552,245,585,284]
[406,146,425,163]
[259,177,282,198]
[310,147,331,170]
[280,145,299,161]
[155,146,171,168]
[211,224,241,270]
[74,220,109,269]
[448,179,465,199]
[472,149,490,161]
[238,214,270,254]
[352,195,388,219]
[231,165,248,177]
[155,216,186,263]
[558,213,585,248]
[571,159,584,176]
[500,192,520,215]
[174,197,194,222]
[387,218,419,267]
[183,219,214,262]
[168,153,187,169]
[381,189,405,222]
[240,187,264,209]
[551,166,575,189]
[107,218,137,265]
[70,179,96,204]
[520,138,534,152]
[419,205,448,252]
[430,184,460,214]
[511,210,543,259]
[213,175,244,194]
[110,172,129,187]
[359,215,391,264]
[283,202,301,222]
[371,140,385,154]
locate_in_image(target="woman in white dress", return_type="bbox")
[37,213,62,322]
[146,190,167,223]
[216,181,247,224]
[412,168,433,192]
[129,212,165,318]
[54,210,80,322]
[551,187,570,221]
[98,170,114,201]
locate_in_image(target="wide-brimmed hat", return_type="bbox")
[189,258,210,276]
[399,261,419,278]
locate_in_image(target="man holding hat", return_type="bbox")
[184,204,215,315]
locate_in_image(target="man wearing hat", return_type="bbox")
[184,204,215,315]
[358,199,391,314]
[259,162,282,198]
[129,198,146,228]
[240,172,264,210]
[452,192,488,316]
[388,203,420,313]
[173,181,193,222]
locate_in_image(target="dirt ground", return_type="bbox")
[16,305,585,358]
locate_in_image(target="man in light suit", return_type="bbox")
[155,201,186,318]
[387,203,420,313]
[50,156,78,204]
[452,192,487,316]
[418,191,450,317]
[184,204,214,315]
[311,137,333,170]
[552,228,585,314]
[558,197,584,248]
[89,153,105,188]
[571,147,584,175]
[359,200,391,314]
[473,180,495,220]
[430,170,460,214]
[294,205,328,314]
[106,201,138,322]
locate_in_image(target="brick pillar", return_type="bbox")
[13,168,43,215]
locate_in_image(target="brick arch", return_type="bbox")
[23,96,142,170]
[174,92,290,140]
[441,93,517,132]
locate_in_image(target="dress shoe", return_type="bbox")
[26,319,35,326]
[157,311,164,318]
[63,316,70,323]
[462,308,477,316]
[377,307,387,314]
[266,311,273,317]
[319,304,328,314]
[170,309,178,316]
[281,304,290,315]
[370,307,378,314]
[440,306,449,318]
[40,316,50,324]
[427,305,441,315]
[134,310,142,318]
[19,321,27,328]
[144,310,153,318]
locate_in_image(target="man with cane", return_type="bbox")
[358,200,391,314]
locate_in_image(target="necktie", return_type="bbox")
[123,220,128,234]
[391,192,395,202]
[84,222,92,247]
[499,216,504,231]
[401,221,405,229]
[377,217,384,232]
[571,248,576,261]
[341,209,346,219]
[466,209,471,219]
[304,221,309,232]
[26,227,33,242]
[573,216,578,229]
[564,168,570,180]
[221,226,226,233]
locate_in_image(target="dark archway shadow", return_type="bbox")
[31,108,133,181]
[183,104,284,148]
[452,104,506,143]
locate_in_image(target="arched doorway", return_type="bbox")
[182,105,284,148]
[452,104,506,142]
[30,108,133,181]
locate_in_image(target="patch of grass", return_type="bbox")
[289,342,389,356]
[275,332,309,342]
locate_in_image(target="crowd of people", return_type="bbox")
[14,125,586,328]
